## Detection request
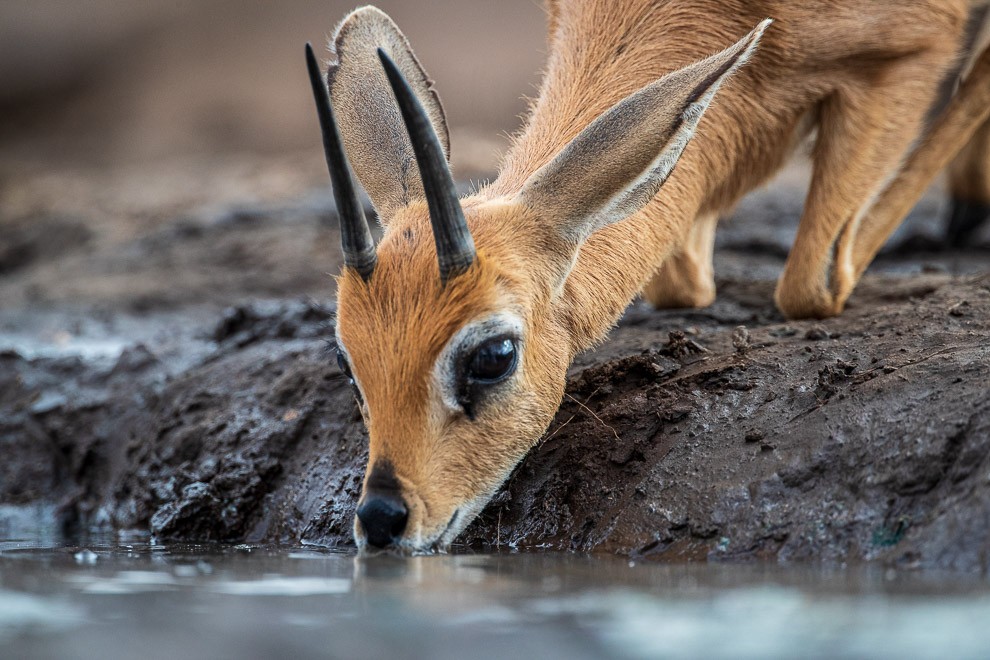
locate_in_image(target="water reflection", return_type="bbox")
[1,540,989,659]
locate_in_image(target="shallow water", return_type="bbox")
[2,523,990,660]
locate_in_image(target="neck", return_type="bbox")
[486,2,721,353]
[488,0,731,197]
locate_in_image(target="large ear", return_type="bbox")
[518,20,771,244]
[326,6,450,218]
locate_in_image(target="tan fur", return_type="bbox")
[493,0,978,320]
[321,2,990,552]
[852,45,990,275]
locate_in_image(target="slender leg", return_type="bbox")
[642,211,719,309]
[775,55,952,319]
[852,46,990,277]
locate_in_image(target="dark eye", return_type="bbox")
[466,338,517,383]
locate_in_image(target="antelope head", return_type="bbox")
[306,6,768,553]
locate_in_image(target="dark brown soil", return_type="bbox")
[2,159,989,571]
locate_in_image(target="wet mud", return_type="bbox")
[2,161,989,571]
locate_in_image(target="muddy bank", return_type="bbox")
[4,274,988,571]
[464,275,990,570]
[2,160,989,571]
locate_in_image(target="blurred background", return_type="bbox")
[1,0,979,316]
[0,0,552,314]
[0,0,548,175]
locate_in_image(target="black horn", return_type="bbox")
[377,48,475,283]
[305,43,376,280]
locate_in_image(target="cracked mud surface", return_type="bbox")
[2,160,989,571]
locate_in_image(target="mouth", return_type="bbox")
[357,508,462,557]
[431,509,461,552]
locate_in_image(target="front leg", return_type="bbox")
[642,211,719,309]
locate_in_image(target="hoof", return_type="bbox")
[774,284,844,320]
[643,286,716,310]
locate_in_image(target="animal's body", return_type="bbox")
[307,1,990,552]
[498,0,981,321]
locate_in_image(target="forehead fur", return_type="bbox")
[335,199,531,415]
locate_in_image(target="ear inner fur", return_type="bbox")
[519,20,770,245]
[326,6,450,219]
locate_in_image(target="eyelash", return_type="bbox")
[335,347,364,405]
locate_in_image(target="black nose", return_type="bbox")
[357,492,408,548]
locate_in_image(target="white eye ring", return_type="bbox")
[433,312,524,413]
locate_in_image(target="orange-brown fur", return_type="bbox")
[324,1,990,552]
[337,199,570,546]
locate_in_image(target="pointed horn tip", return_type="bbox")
[304,42,320,77]
[376,48,401,84]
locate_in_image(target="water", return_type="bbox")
[2,531,990,660]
